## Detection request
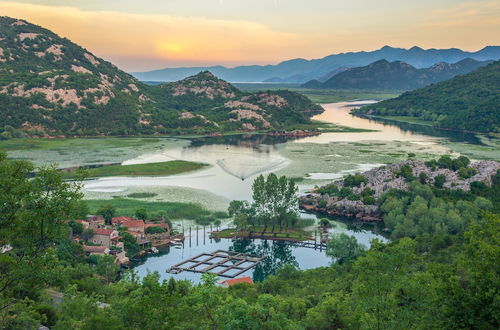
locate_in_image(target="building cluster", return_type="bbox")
[73,215,171,265]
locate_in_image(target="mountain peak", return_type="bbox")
[162,70,240,100]
[409,46,424,52]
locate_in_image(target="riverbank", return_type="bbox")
[300,158,500,223]
[211,228,312,241]
[85,199,212,220]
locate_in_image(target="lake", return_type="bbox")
[6,100,491,282]
[126,101,474,282]
[83,101,457,202]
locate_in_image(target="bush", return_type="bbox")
[363,195,376,205]
[398,164,414,181]
[419,172,428,184]
[317,199,327,208]
[434,174,446,188]
[458,167,478,179]
[343,174,368,187]
[145,226,166,234]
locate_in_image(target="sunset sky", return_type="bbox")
[1,0,499,71]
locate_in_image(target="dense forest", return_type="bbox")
[1,150,498,329]
[0,17,322,138]
[352,61,500,133]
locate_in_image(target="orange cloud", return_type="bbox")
[0,1,498,71]
[0,1,304,70]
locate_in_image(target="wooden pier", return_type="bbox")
[286,241,328,250]
[166,250,265,278]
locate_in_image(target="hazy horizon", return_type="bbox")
[0,0,499,71]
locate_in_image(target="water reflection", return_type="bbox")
[229,239,299,282]
[354,114,483,144]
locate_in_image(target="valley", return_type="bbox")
[0,5,498,328]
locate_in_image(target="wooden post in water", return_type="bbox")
[319,231,322,252]
[189,227,192,248]
[196,226,199,246]
[314,231,317,250]
[203,225,206,245]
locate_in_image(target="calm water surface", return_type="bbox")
[84,101,454,200]
[86,100,484,283]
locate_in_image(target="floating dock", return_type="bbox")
[166,249,265,278]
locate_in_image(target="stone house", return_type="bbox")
[91,228,119,248]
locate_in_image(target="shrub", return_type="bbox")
[458,167,478,179]
[343,174,368,187]
[434,174,446,188]
[145,226,166,234]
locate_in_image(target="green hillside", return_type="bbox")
[353,61,500,133]
[0,17,323,138]
[302,58,492,91]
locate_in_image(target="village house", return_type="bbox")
[218,276,254,288]
[112,216,133,226]
[83,245,109,256]
[75,219,90,229]
[90,228,119,248]
[121,220,145,234]
[109,249,129,264]
[86,215,105,227]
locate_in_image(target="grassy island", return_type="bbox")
[62,160,207,179]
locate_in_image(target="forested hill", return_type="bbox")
[0,17,322,137]
[302,58,492,90]
[353,61,500,133]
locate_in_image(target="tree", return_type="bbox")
[434,174,446,188]
[135,208,148,220]
[81,228,94,242]
[0,151,83,318]
[68,220,84,235]
[145,226,166,234]
[121,232,140,257]
[97,204,116,225]
[250,174,299,232]
[326,233,366,264]
[94,255,119,284]
[319,218,330,231]
[419,172,428,184]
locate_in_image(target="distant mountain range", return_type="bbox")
[352,61,500,133]
[302,58,493,90]
[132,45,500,83]
[0,17,322,137]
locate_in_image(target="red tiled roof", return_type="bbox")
[122,220,145,228]
[75,219,89,224]
[144,223,169,229]
[124,231,139,237]
[112,216,133,224]
[83,245,107,253]
[93,228,114,236]
[221,276,254,286]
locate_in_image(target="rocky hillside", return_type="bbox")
[300,157,500,221]
[0,17,323,137]
[302,58,492,90]
[353,61,500,133]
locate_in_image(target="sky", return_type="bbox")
[0,0,499,72]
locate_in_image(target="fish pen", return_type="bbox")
[166,249,265,278]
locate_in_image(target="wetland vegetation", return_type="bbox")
[61,160,207,179]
